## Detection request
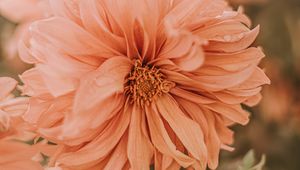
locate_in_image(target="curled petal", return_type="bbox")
[204,102,249,125]
[156,94,207,168]
[0,77,17,100]
[145,105,195,168]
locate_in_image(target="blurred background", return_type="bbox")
[0,0,299,170]
[222,0,300,170]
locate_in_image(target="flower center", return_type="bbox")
[125,60,175,106]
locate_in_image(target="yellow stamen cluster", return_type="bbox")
[125,60,175,106]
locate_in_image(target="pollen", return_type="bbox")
[125,60,175,106]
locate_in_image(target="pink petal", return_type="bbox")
[204,102,249,125]
[73,56,131,115]
[156,94,207,168]
[0,0,42,22]
[204,26,260,52]
[79,0,127,54]
[127,104,154,169]
[57,105,131,166]
[29,17,120,57]
[145,105,195,168]
[0,77,17,100]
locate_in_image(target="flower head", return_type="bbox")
[20,0,270,169]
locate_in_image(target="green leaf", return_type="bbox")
[250,154,266,170]
[242,150,256,169]
[238,150,266,170]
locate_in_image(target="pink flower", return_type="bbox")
[20,0,270,169]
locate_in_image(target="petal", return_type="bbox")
[0,141,43,170]
[18,28,41,64]
[49,0,82,24]
[203,47,265,72]
[20,68,49,96]
[47,57,131,143]
[145,105,195,168]
[127,104,154,169]
[165,0,211,28]
[28,47,96,97]
[204,26,260,53]
[229,67,270,90]
[5,22,29,59]
[29,17,120,57]
[195,20,249,42]
[57,106,131,166]
[35,64,78,97]
[79,0,126,54]
[243,93,262,107]
[172,41,205,71]
[24,94,72,128]
[212,67,270,105]
[204,102,249,125]
[101,0,165,60]
[170,87,215,104]
[190,64,257,91]
[0,0,42,22]
[174,98,209,139]
[61,94,124,141]
[0,110,10,131]
[183,1,228,31]
[154,151,178,170]
[161,69,206,91]
[104,135,128,170]
[156,94,207,168]
[212,89,260,105]
[162,62,257,92]
[0,77,17,100]
[73,56,131,116]
[101,0,139,57]
[203,111,221,169]
[215,116,234,146]
[0,97,28,116]
[159,30,205,71]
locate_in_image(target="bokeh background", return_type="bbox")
[0,0,299,170]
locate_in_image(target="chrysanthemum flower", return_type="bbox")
[0,0,50,59]
[0,77,43,170]
[20,0,270,169]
